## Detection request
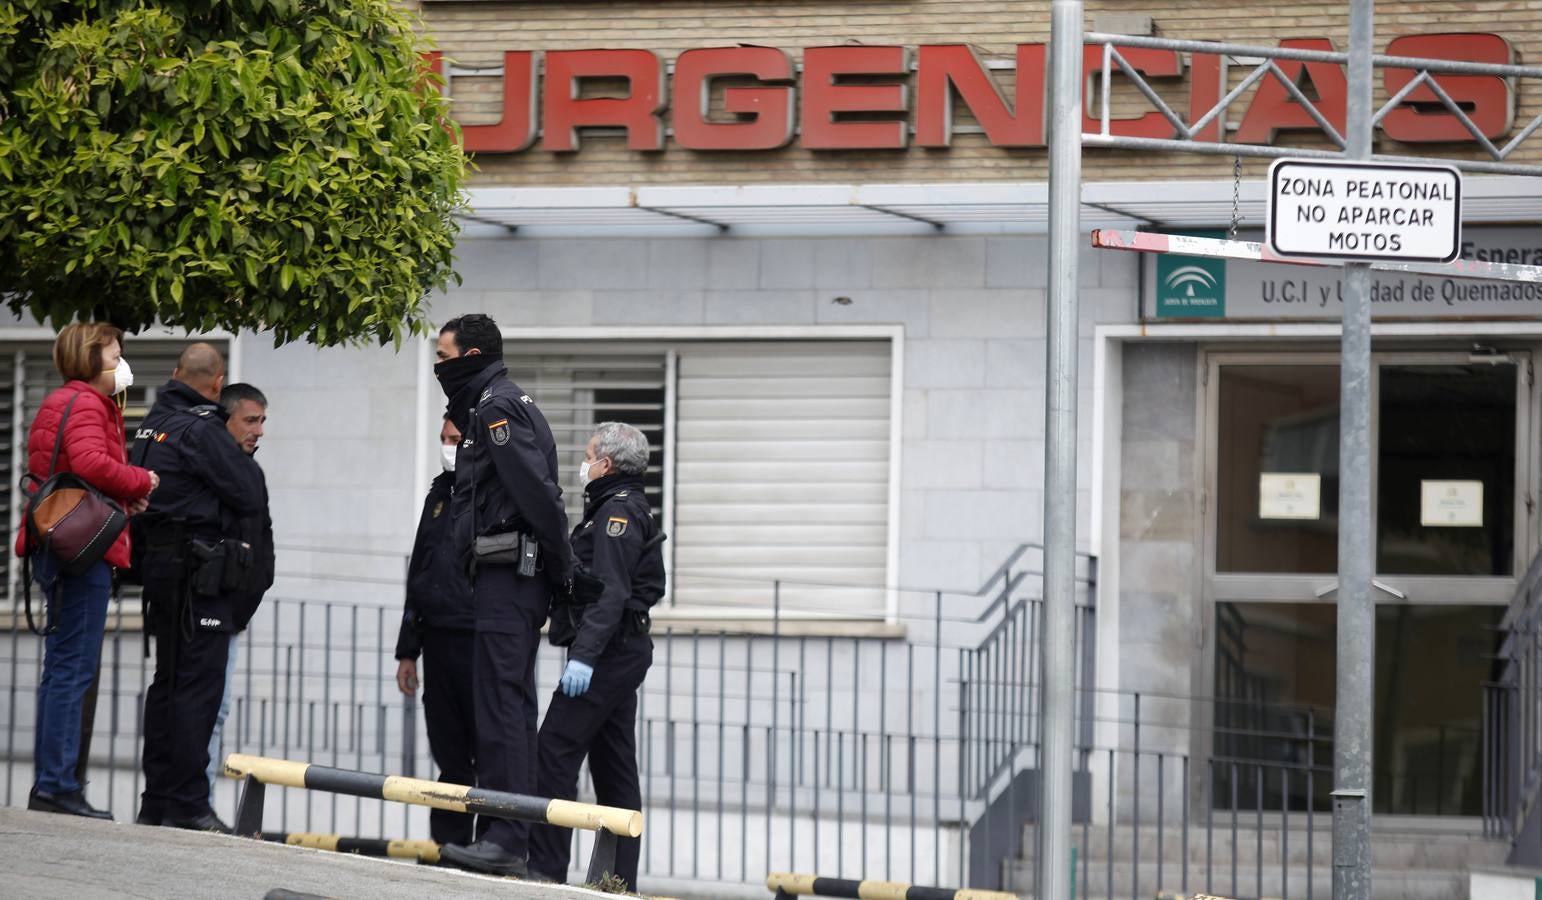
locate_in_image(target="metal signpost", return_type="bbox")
[1044,0,1542,897]
[1038,1,1081,898]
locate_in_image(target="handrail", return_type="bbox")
[223,753,641,883]
[1490,545,1542,849]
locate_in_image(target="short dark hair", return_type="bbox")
[220,382,268,416]
[440,314,502,356]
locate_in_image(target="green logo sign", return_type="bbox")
[1155,231,1226,318]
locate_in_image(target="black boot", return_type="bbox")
[28,787,113,821]
[161,810,233,834]
[439,839,529,877]
[134,808,161,826]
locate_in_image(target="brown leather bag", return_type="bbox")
[19,393,129,633]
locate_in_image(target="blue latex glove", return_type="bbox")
[560,659,594,698]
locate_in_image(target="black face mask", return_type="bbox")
[434,353,499,402]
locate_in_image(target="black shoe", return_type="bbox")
[135,808,161,826]
[28,787,113,821]
[439,839,529,877]
[161,810,232,834]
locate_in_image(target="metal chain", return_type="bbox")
[1229,155,1243,239]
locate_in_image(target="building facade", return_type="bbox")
[4,2,1542,896]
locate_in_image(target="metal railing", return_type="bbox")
[0,543,1097,894]
[1485,547,1542,854]
[3,543,1508,896]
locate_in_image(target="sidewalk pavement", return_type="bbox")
[0,805,611,899]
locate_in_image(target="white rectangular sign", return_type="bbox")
[1259,473,1322,521]
[1420,479,1484,527]
[1267,159,1462,263]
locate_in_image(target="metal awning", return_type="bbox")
[460,175,1542,238]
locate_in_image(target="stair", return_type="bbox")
[1008,822,1506,899]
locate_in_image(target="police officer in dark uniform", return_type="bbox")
[529,421,664,890]
[432,315,571,876]
[393,414,480,847]
[204,382,275,797]
[133,343,267,832]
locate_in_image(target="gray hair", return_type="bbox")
[593,421,650,475]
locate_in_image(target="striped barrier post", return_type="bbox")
[765,872,1019,900]
[259,831,441,864]
[224,753,643,884]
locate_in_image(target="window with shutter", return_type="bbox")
[504,348,669,528]
[507,338,893,618]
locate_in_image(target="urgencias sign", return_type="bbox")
[426,34,1515,154]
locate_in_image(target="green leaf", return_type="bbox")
[0,0,466,346]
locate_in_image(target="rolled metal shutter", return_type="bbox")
[671,340,891,616]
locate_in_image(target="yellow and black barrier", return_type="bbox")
[224,753,642,883]
[766,872,1018,900]
[259,831,441,864]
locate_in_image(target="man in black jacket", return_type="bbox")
[133,344,266,833]
[393,415,479,846]
[529,422,664,890]
[204,382,275,798]
[433,314,572,876]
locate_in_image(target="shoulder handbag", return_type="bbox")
[19,393,130,633]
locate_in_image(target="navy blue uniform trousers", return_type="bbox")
[528,634,651,888]
[140,590,230,821]
[420,627,480,845]
[471,565,548,856]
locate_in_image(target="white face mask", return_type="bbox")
[578,459,594,487]
[440,443,457,473]
[112,358,134,395]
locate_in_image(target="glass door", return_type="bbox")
[1203,350,1532,816]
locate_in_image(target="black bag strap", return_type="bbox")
[45,393,82,479]
[21,553,54,636]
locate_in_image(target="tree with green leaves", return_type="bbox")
[0,0,467,346]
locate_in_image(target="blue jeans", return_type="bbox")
[206,634,239,794]
[32,557,111,795]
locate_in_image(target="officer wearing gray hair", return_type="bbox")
[529,421,665,889]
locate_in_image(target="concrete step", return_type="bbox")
[1003,858,1469,899]
[1018,824,1507,869]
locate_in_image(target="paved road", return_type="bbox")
[0,806,613,899]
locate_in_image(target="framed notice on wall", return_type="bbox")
[1259,473,1322,520]
[1420,480,1484,527]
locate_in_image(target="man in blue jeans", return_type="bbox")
[204,383,273,796]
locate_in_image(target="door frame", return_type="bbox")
[1194,344,1538,815]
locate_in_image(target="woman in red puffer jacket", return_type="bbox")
[17,323,158,820]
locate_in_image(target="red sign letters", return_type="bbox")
[426,33,1515,154]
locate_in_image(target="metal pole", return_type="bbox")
[1041,0,1083,895]
[1333,1,1375,898]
